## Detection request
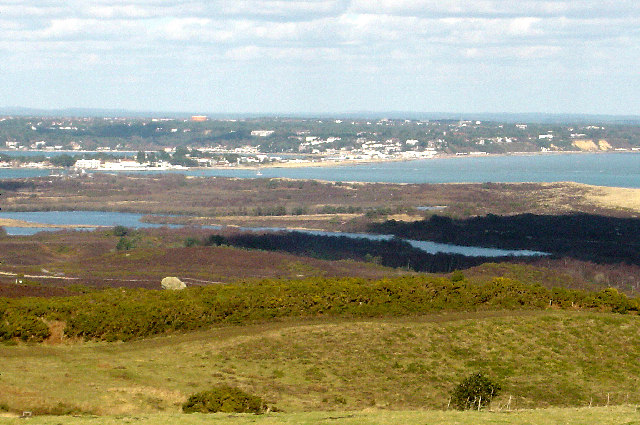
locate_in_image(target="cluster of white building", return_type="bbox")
[73,159,185,171]
[297,136,440,160]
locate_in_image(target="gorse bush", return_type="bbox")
[0,314,50,341]
[450,270,466,282]
[0,276,638,342]
[182,386,267,414]
[451,372,501,410]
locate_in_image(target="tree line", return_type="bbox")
[369,213,640,265]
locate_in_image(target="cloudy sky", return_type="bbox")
[1,0,639,115]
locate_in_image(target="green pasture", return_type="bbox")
[1,311,639,416]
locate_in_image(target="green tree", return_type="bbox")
[50,154,76,168]
[116,236,135,251]
[136,151,146,164]
[112,225,130,237]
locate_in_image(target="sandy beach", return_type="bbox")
[0,218,106,229]
[201,149,636,171]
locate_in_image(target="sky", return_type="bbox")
[1,0,639,115]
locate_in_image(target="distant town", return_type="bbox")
[1,115,639,170]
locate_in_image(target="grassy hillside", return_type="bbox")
[1,311,639,415]
[1,406,639,425]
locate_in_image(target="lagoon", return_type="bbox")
[0,210,547,257]
[0,211,186,235]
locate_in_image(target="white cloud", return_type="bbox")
[348,0,640,19]
[159,18,214,41]
[84,4,157,19]
[507,17,541,36]
[1,0,639,113]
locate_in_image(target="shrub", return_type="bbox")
[184,237,201,247]
[116,237,135,251]
[203,234,226,246]
[113,225,131,237]
[182,385,267,414]
[450,372,501,410]
[450,270,466,282]
[5,315,51,342]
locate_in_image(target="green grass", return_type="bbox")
[1,406,640,425]
[1,311,640,416]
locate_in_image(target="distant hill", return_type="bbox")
[0,107,193,119]
[1,107,639,124]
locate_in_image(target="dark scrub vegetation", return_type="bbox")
[370,213,640,264]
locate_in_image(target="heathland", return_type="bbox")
[2,175,640,229]
[1,174,640,423]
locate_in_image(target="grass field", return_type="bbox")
[2,311,639,416]
[1,406,639,425]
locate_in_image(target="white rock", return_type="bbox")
[161,276,186,290]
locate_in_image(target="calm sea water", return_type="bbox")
[196,152,637,187]
[1,152,638,187]
[0,168,57,178]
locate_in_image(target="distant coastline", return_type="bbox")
[2,151,640,189]
[3,147,639,172]
[5,149,634,171]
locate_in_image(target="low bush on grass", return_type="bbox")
[451,372,501,410]
[182,386,267,414]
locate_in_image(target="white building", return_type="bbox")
[74,159,101,169]
[251,130,275,137]
[101,160,146,170]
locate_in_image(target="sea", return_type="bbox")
[1,152,639,187]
